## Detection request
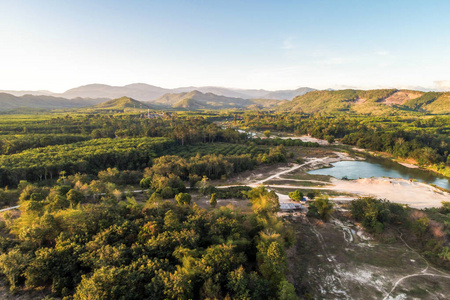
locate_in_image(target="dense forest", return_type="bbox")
[0,113,326,187]
[0,180,295,299]
[231,112,450,176]
[0,113,298,298]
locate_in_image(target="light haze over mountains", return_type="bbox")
[0,84,448,114]
[0,83,315,101]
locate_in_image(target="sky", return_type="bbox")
[1,0,450,92]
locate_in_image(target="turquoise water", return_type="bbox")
[308,156,450,190]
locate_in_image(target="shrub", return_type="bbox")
[175,193,191,205]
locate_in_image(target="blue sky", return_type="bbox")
[1,0,449,91]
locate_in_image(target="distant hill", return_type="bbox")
[403,91,450,114]
[277,89,450,114]
[2,83,316,101]
[149,90,285,110]
[93,97,154,111]
[1,87,447,114]
[171,86,269,99]
[61,83,169,101]
[150,90,254,109]
[249,98,289,108]
[61,84,317,101]
[0,89,54,97]
[263,87,316,100]
[0,93,105,112]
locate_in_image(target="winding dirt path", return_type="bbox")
[254,157,328,185]
[382,232,450,300]
[0,205,20,212]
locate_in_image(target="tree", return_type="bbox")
[140,176,152,189]
[263,130,271,138]
[161,187,175,199]
[288,190,303,202]
[210,193,217,208]
[245,186,280,216]
[175,192,191,205]
[278,280,298,300]
[314,196,334,221]
[257,240,286,290]
[440,201,450,214]
[0,248,29,291]
[66,189,84,206]
[148,192,163,204]
[306,192,316,200]
[412,217,429,241]
[324,135,335,144]
[227,266,250,299]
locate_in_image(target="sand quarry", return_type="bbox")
[247,153,450,209]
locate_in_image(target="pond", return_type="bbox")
[308,155,450,190]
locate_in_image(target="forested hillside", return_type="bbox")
[233,112,450,176]
[149,90,283,110]
[0,88,448,114]
[91,97,155,112]
[277,89,450,114]
[0,93,105,112]
[2,83,315,101]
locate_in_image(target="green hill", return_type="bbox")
[403,92,450,113]
[149,90,284,110]
[0,93,105,111]
[93,97,153,111]
[277,89,450,114]
[150,90,252,109]
[172,98,205,109]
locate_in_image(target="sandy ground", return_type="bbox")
[328,178,450,209]
[219,151,450,208]
[246,152,449,209]
[397,162,419,169]
[268,177,450,209]
[279,135,330,145]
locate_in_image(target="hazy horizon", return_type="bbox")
[1,0,450,92]
[1,82,449,95]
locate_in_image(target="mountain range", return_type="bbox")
[0,85,448,114]
[0,93,106,112]
[0,83,316,101]
[149,90,286,110]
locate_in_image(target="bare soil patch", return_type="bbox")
[286,216,450,299]
[381,91,423,105]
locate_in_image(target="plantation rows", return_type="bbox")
[164,142,268,158]
[0,137,176,186]
[0,134,90,155]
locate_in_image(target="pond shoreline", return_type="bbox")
[350,146,450,177]
[302,151,450,208]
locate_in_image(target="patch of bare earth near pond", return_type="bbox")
[286,216,450,299]
[248,151,449,209]
[325,178,450,209]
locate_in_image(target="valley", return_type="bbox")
[0,104,448,300]
[3,1,450,299]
